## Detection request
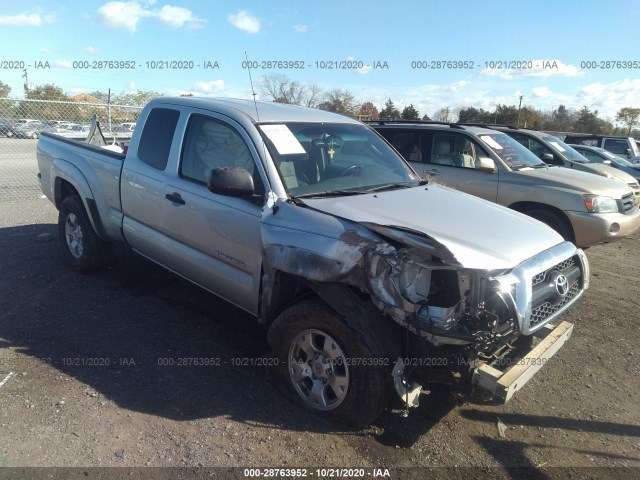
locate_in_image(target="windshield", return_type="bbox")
[613,157,635,167]
[478,134,546,170]
[259,122,420,197]
[541,135,590,163]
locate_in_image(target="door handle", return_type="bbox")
[165,192,185,205]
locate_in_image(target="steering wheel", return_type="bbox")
[338,165,361,176]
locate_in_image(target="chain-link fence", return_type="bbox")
[0,98,143,202]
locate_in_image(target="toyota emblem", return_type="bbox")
[555,274,569,296]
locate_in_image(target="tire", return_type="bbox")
[58,195,109,273]
[267,300,391,428]
[524,208,574,243]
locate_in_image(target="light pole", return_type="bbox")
[517,94,524,127]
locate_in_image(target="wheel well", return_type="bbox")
[54,178,80,209]
[260,271,317,327]
[509,201,575,243]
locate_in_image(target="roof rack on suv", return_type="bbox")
[456,123,520,130]
[364,119,466,129]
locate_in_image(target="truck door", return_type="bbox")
[161,112,264,315]
[120,106,181,264]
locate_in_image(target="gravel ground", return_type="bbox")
[0,158,639,479]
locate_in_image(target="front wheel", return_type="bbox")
[524,208,574,243]
[267,300,391,428]
[58,195,109,272]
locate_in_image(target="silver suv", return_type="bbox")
[371,121,640,247]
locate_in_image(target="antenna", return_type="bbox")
[244,51,261,123]
[244,52,281,214]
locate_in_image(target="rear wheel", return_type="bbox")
[524,208,574,243]
[58,195,109,272]
[268,300,391,428]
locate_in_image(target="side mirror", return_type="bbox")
[542,152,554,162]
[475,156,496,172]
[603,160,612,165]
[625,148,631,158]
[208,167,255,198]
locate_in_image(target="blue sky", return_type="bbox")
[1,0,639,121]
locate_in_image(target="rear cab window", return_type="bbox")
[137,108,180,170]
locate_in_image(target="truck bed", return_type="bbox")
[37,131,126,242]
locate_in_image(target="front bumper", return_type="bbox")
[567,209,640,247]
[472,321,573,403]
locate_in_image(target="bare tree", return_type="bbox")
[259,74,321,106]
[317,89,357,115]
[304,82,322,108]
[432,106,451,122]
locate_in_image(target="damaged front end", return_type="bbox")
[363,224,521,351]
[261,202,588,410]
[359,224,588,406]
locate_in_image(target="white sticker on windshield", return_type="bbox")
[480,135,503,150]
[549,141,566,152]
[259,124,306,155]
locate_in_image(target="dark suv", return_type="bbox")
[563,134,640,163]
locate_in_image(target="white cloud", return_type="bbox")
[157,5,205,29]
[85,46,98,54]
[575,79,640,117]
[54,60,73,69]
[97,2,146,31]
[480,60,584,80]
[293,24,307,32]
[356,66,372,75]
[0,11,55,26]
[97,1,205,32]
[189,80,226,96]
[227,10,260,34]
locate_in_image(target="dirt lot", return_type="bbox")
[0,192,639,479]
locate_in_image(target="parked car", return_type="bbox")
[370,120,640,247]
[111,122,136,136]
[0,118,12,136]
[6,118,40,137]
[563,134,640,164]
[53,124,92,139]
[570,145,640,183]
[11,120,48,139]
[37,97,589,427]
[487,126,640,202]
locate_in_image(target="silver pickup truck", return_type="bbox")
[37,97,589,427]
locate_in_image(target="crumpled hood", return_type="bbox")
[303,183,564,271]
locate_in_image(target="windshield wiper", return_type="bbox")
[290,189,370,199]
[361,182,415,192]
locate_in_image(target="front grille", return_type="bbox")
[620,193,635,213]
[528,254,583,331]
[531,257,576,288]
[530,281,581,328]
[629,183,640,204]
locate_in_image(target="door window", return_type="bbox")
[180,115,255,183]
[429,133,489,169]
